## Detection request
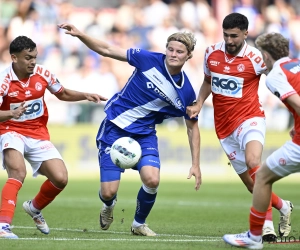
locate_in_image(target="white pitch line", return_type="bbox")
[14,226,221,240]
[8,237,221,242]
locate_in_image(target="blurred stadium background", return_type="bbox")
[0,0,299,181]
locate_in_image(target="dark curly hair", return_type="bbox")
[222,13,248,31]
[9,36,36,54]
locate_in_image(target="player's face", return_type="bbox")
[165,41,190,74]
[223,28,248,56]
[11,48,38,78]
[261,50,273,71]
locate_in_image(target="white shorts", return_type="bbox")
[220,117,266,175]
[266,140,300,177]
[0,131,63,177]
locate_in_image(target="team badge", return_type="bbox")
[279,158,286,166]
[237,64,245,72]
[35,82,42,91]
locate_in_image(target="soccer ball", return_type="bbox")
[110,137,142,169]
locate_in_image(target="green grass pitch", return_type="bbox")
[0,176,299,249]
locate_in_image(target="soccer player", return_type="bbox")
[186,13,293,241]
[223,32,300,249]
[58,23,201,236]
[0,36,107,239]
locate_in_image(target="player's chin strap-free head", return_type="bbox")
[166,31,197,60]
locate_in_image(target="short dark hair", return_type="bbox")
[9,36,36,54]
[222,13,248,31]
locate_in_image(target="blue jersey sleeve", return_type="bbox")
[127,49,163,70]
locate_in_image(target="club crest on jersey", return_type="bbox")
[237,64,245,72]
[35,82,42,91]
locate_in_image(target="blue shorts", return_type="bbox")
[96,118,161,182]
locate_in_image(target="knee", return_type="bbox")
[100,189,117,200]
[246,158,260,169]
[52,172,68,189]
[143,176,160,188]
[8,168,27,183]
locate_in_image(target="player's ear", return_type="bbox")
[187,53,193,61]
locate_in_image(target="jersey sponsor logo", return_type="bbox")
[283,61,300,74]
[8,91,19,97]
[246,51,265,68]
[211,72,244,98]
[209,60,220,66]
[35,82,42,91]
[143,68,184,109]
[237,64,245,72]
[10,97,44,122]
[227,150,236,160]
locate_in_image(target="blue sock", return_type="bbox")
[99,191,116,206]
[134,185,157,224]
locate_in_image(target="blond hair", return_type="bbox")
[166,31,196,59]
[255,33,289,60]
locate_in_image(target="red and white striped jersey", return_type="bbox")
[204,41,266,139]
[0,64,63,140]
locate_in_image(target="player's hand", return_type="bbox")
[186,103,200,119]
[57,23,82,37]
[86,93,108,103]
[12,101,27,119]
[187,165,202,191]
[289,127,295,139]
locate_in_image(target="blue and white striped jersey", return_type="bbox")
[104,48,197,135]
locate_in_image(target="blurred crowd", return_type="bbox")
[0,0,299,130]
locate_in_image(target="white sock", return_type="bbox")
[132,220,143,228]
[249,231,262,242]
[29,201,40,213]
[279,200,289,215]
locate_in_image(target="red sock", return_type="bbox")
[271,192,283,210]
[0,178,22,224]
[248,166,259,181]
[249,206,266,236]
[32,180,63,210]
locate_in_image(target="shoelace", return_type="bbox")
[102,207,113,218]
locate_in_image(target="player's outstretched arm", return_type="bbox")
[186,75,211,119]
[58,23,127,61]
[185,119,202,190]
[55,88,108,103]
